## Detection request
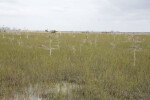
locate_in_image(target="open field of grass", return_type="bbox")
[0,32,150,99]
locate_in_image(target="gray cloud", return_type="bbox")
[110,0,150,10]
[0,0,150,32]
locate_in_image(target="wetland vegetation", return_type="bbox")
[0,32,150,100]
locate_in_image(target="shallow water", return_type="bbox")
[1,82,80,100]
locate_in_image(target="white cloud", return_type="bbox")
[0,0,150,32]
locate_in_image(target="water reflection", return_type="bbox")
[1,82,80,100]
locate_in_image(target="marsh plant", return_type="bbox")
[26,31,29,39]
[0,32,149,100]
[49,39,55,56]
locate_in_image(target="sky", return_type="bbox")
[0,0,150,32]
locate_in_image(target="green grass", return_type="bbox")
[0,32,150,99]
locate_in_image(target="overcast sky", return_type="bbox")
[0,0,150,32]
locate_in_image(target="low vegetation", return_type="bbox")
[0,32,149,99]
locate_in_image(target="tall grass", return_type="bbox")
[0,32,149,99]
